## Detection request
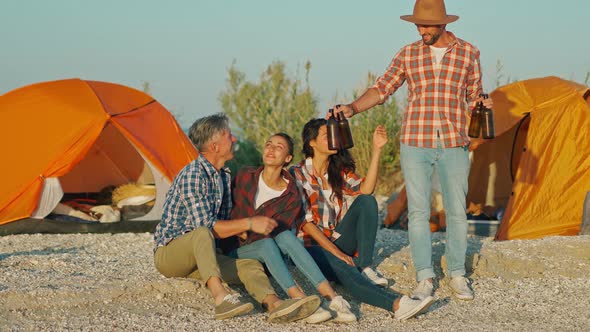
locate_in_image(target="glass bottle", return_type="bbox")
[337,111,354,149]
[481,93,495,139]
[468,100,483,138]
[327,108,341,150]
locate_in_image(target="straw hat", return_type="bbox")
[400,0,459,25]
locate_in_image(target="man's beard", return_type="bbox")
[422,32,441,45]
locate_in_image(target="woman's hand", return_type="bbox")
[372,125,388,151]
[335,250,356,266]
[361,125,388,194]
[301,222,356,266]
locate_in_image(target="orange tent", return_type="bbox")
[467,76,590,240]
[0,79,198,225]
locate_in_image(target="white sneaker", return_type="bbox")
[328,295,356,323]
[361,267,388,287]
[302,305,332,324]
[394,295,435,321]
[411,279,434,300]
[449,276,474,300]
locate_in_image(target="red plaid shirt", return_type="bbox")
[373,31,483,148]
[218,166,303,254]
[290,158,363,247]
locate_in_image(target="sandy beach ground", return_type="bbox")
[1,219,589,331]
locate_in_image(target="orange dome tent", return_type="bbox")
[0,79,198,227]
[467,76,590,240]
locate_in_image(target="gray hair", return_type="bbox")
[188,113,230,151]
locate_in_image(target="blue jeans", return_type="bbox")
[306,245,396,311]
[333,195,379,269]
[229,230,327,293]
[400,141,470,281]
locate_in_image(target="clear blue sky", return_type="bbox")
[2,0,588,128]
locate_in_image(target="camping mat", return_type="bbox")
[0,218,159,236]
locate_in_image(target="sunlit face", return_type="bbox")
[416,24,444,46]
[213,129,237,162]
[262,135,292,167]
[310,125,338,156]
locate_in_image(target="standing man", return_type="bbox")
[335,0,493,301]
[153,113,320,322]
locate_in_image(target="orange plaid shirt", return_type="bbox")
[373,31,483,148]
[290,158,363,247]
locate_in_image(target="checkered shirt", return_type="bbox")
[153,155,231,250]
[217,166,304,254]
[372,31,483,148]
[290,158,363,247]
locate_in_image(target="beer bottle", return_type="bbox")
[327,109,341,150]
[481,93,495,139]
[468,99,483,138]
[337,111,354,149]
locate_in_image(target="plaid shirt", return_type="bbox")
[218,166,303,254]
[373,31,483,148]
[153,155,231,251]
[290,158,363,247]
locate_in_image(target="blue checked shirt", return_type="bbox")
[153,155,232,250]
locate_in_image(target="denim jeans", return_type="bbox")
[229,230,327,293]
[333,194,379,269]
[306,245,396,311]
[400,141,470,281]
[274,230,328,288]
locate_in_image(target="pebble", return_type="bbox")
[1,226,589,331]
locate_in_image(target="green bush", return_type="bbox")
[226,139,261,174]
[219,60,317,164]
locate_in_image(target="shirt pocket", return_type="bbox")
[444,57,471,90]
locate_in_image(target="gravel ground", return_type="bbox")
[1,228,589,331]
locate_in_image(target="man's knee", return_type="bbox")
[235,258,266,276]
[191,226,215,242]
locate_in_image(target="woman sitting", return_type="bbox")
[290,119,435,320]
[221,133,356,324]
